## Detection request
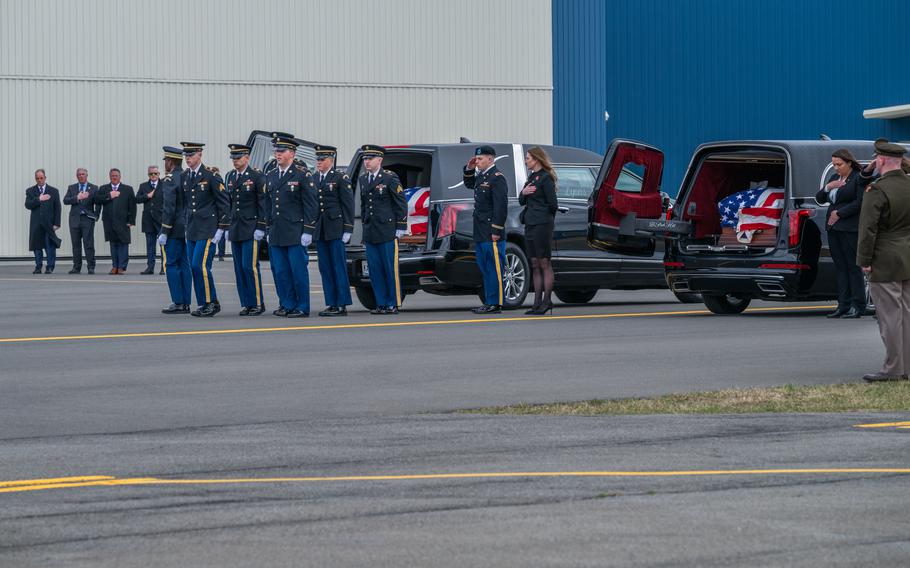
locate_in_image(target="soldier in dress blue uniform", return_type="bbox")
[226,143,269,316]
[264,135,317,317]
[158,146,191,314]
[359,144,408,314]
[181,141,230,317]
[464,145,508,313]
[313,145,355,316]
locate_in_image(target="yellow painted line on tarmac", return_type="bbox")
[0,304,832,344]
[0,475,115,488]
[854,421,910,429]
[2,467,907,495]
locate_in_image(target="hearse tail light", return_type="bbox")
[664,261,685,268]
[788,209,814,248]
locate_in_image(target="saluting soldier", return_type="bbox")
[264,134,317,317]
[359,145,408,314]
[313,145,354,316]
[181,141,230,317]
[464,145,508,313]
[158,146,191,314]
[858,139,910,382]
[225,143,268,316]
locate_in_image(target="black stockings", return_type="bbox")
[531,257,554,307]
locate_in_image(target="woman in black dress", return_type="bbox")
[815,148,872,318]
[519,146,559,315]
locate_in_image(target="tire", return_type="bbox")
[702,294,751,315]
[555,288,598,304]
[355,285,377,310]
[501,243,530,309]
[672,290,703,304]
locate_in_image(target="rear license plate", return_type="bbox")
[362,260,370,277]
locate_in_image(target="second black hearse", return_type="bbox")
[588,138,881,314]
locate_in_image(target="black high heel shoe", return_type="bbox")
[525,303,541,315]
[532,301,553,315]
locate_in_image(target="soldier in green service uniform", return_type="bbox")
[857,139,910,382]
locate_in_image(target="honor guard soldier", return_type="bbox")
[858,140,910,382]
[265,134,317,317]
[158,146,191,314]
[181,141,230,317]
[313,145,355,316]
[464,145,508,313]
[226,143,269,316]
[359,144,408,314]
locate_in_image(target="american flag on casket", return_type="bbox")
[718,185,785,244]
[403,187,430,235]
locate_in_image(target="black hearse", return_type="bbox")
[341,142,678,309]
[588,138,884,314]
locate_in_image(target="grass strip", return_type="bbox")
[463,383,910,415]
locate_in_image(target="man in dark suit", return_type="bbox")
[181,142,230,317]
[225,143,268,315]
[63,168,101,274]
[24,169,62,274]
[264,135,317,317]
[136,165,164,274]
[96,168,136,274]
[313,145,354,316]
[359,145,408,314]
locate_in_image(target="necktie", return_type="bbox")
[369,173,375,185]
[320,173,325,183]
[80,184,85,192]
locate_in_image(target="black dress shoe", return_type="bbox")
[273,307,288,317]
[335,306,348,316]
[191,305,204,317]
[827,308,848,319]
[68,267,81,274]
[841,307,861,319]
[382,306,399,315]
[158,269,165,275]
[32,267,42,274]
[238,307,251,316]
[249,305,265,316]
[162,303,190,314]
[44,267,54,274]
[370,307,385,315]
[474,304,501,314]
[210,301,221,315]
[319,306,339,317]
[193,303,217,317]
[286,309,308,318]
[471,305,489,314]
[87,268,95,275]
[863,372,904,383]
[140,268,154,275]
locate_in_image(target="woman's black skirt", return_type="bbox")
[525,221,554,259]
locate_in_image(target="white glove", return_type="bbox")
[342,232,352,244]
[157,233,167,246]
[212,229,224,242]
[224,232,231,244]
[253,229,265,241]
[301,233,313,247]
[395,229,406,239]
[266,233,269,244]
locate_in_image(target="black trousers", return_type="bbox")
[144,229,160,269]
[828,229,865,310]
[70,216,96,270]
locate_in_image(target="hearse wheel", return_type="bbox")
[555,288,598,304]
[702,294,751,315]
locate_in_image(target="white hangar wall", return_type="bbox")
[0,0,552,258]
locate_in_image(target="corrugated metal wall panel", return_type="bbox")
[553,0,910,195]
[0,0,550,87]
[0,79,551,257]
[0,0,553,258]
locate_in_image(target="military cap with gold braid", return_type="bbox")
[315,144,337,159]
[162,146,183,160]
[874,138,907,158]
[228,144,251,159]
[180,141,205,155]
[360,144,385,158]
[272,134,299,151]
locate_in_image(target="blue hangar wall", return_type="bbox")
[553,0,910,195]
